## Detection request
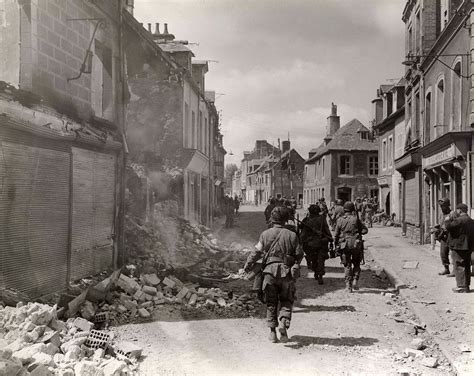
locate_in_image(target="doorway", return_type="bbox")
[337,187,352,203]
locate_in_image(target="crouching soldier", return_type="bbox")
[242,207,304,343]
[300,204,333,284]
[335,202,368,292]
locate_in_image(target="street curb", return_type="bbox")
[368,246,462,375]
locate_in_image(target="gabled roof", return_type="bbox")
[306,119,377,164]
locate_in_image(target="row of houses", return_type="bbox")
[231,140,305,205]
[373,0,474,244]
[0,0,225,297]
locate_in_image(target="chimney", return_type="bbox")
[147,23,152,32]
[164,23,169,34]
[282,140,290,153]
[155,23,160,35]
[125,0,134,15]
[156,23,175,41]
[326,102,340,136]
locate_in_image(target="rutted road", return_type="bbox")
[113,206,453,376]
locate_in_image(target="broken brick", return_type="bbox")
[176,287,189,300]
[421,356,438,368]
[138,308,150,318]
[142,286,157,296]
[142,274,161,286]
[162,277,176,289]
[73,318,94,332]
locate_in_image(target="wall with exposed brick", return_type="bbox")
[17,0,119,121]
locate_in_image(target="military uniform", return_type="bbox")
[334,206,368,292]
[244,224,303,333]
[444,205,474,292]
[300,212,333,283]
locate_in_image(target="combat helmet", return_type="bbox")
[270,206,288,224]
[343,201,355,212]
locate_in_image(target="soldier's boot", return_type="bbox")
[269,329,278,343]
[278,318,290,343]
[345,280,353,293]
[318,275,324,285]
[352,279,359,291]
[438,265,450,276]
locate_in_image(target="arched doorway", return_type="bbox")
[385,191,391,215]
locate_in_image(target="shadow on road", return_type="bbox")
[285,335,379,349]
[294,304,356,313]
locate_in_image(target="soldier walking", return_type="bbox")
[334,201,368,292]
[300,204,333,284]
[242,207,303,342]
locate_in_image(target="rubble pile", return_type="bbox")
[0,302,140,376]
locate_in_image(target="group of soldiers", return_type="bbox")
[432,198,474,293]
[223,194,241,228]
[241,197,368,343]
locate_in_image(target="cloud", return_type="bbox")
[222,104,370,166]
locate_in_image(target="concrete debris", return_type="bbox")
[404,348,424,358]
[421,356,438,368]
[0,302,138,375]
[402,261,419,269]
[409,338,425,350]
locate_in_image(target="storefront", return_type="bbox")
[420,135,471,236]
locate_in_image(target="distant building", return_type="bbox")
[372,79,405,220]
[304,104,379,205]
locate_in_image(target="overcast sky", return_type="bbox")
[134,0,406,166]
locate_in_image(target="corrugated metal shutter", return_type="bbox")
[70,147,116,281]
[0,141,69,297]
[405,172,418,224]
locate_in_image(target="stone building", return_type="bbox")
[304,104,379,206]
[397,0,474,243]
[238,140,280,203]
[0,0,127,297]
[123,15,220,226]
[372,79,405,220]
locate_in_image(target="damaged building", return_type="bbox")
[0,0,127,297]
[123,15,223,227]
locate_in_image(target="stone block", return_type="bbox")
[185,291,192,300]
[80,301,96,321]
[162,277,176,289]
[139,301,153,309]
[133,290,145,302]
[409,338,425,350]
[116,275,140,295]
[73,318,94,332]
[29,364,53,376]
[188,294,198,306]
[142,286,157,296]
[197,288,207,295]
[404,348,424,358]
[205,299,217,306]
[13,343,47,365]
[421,356,438,368]
[153,298,166,305]
[217,298,226,307]
[138,308,150,318]
[176,287,189,300]
[114,341,142,358]
[74,360,104,376]
[142,273,161,286]
[102,359,127,376]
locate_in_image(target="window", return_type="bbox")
[191,111,196,148]
[382,139,387,169]
[436,78,445,137]
[408,25,413,55]
[339,155,350,175]
[92,40,113,120]
[322,157,325,178]
[184,103,190,147]
[425,91,431,144]
[451,61,462,130]
[415,10,421,53]
[369,156,379,176]
[321,188,325,199]
[414,91,420,140]
[360,132,368,140]
[388,136,393,168]
[198,111,203,152]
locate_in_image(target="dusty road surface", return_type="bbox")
[113,206,454,376]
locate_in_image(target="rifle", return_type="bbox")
[354,209,365,265]
[291,215,334,257]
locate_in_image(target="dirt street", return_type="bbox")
[113,206,454,376]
